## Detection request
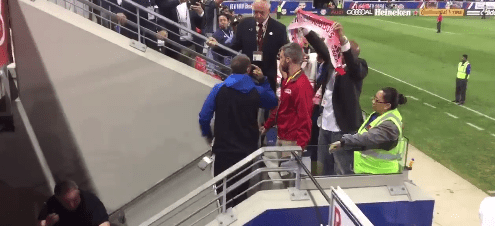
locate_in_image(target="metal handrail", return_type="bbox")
[121,0,240,57]
[139,146,304,226]
[55,0,238,79]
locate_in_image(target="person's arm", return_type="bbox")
[466,64,471,75]
[303,30,331,65]
[342,43,368,82]
[263,106,278,129]
[98,222,111,226]
[340,120,400,151]
[199,83,223,140]
[256,77,278,110]
[228,20,244,51]
[294,85,314,149]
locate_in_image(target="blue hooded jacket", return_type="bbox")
[199,74,277,153]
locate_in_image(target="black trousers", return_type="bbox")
[277,12,281,19]
[455,78,468,102]
[437,21,441,33]
[482,12,486,19]
[214,152,251,209]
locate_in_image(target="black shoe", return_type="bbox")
[452,100,458,103]
[457,101,464,105]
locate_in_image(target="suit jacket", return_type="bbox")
[306,31,368,134]
[230,17,288,91]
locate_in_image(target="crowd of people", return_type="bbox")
[36,0,411,223]
[198,0,409,208]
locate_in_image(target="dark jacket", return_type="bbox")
[212,27,235,63]
[199,74,278,154]
[156,0,205,46]
[305,31,368,133]
[230,17,288,91]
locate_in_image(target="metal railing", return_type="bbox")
[47,0,240,79]
[139,146,333,226]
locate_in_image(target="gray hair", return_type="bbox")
[54,180,79,196]
[231,54,251,74]
[253,0,270,10]
[281,43,304,65]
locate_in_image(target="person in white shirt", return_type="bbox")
[480,191,495,226]
[303,23,368,176]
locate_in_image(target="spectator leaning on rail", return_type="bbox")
[37,180,110,226]
[199,54,278,208]
[260,43,314,188]
[208,14,235,75]
[329,87,407,175]
[301,22,368,176]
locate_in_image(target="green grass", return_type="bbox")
[279,16,495,192]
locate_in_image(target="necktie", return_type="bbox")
[257,23,264,51]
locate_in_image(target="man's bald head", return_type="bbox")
[231,54,251,74]
[253,0,270,23]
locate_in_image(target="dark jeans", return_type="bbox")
[455,78,468,102]
[214,152,251,209]
[277,12,281,19]
[317,129,354,175]
[437,21,441,33]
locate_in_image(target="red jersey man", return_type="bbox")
[437,12,443,33]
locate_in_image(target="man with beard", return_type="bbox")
[261,43,314,188]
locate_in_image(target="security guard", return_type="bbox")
[453,54,471,105]
[329,87,408,174]
[337,1,342,9]
[277,2,283,19]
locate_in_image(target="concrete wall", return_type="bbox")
[8,0,219,215]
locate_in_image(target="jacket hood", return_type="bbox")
[224,74,256,94]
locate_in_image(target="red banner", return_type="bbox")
[287,10,344,74]
[0,0,12,67]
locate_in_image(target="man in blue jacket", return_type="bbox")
[199,54,277,208]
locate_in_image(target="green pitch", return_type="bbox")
[279,16,495,192]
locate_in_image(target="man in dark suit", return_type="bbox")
[303,22,368,175]
[208,0,288,92]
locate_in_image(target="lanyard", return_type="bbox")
[222,29,233,38]
[285,69,302,85]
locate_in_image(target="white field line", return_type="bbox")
[374,18,456,34]
[369,67,495,122]
[466,122,484,131]
[406,95,418,101]
[445,112,459,119]
[491,133,495,137]
[423,102,437,109]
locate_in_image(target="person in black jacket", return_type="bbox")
[37,181,109,226]
[113,0,161,51]
[199,54,277,208]
[155,0,205,63]
[302,22,368,176]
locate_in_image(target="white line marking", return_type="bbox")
[423,102,437,109]
[374,18,456,34]
[16,100,56,194]
[369,68,495,122]
[466,122,484,131]
[444,112,459,119]
[406,95,418,101]
[491,133,495,137]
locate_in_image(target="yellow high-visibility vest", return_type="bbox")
[457,61,470,79]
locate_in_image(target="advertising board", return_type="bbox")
[346,9,374,16]
[374,9,416,16]
[420,8,464,16]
